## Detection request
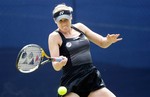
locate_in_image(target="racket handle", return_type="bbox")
[52,57,63,62]
[41,57,63,65]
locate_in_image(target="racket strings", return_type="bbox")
[16,44,52,73]
[17,47,42,73]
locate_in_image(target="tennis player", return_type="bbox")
[48,3,122,97]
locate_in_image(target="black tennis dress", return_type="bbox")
[57,26,105,97]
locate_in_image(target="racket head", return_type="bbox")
[16,44,43,73]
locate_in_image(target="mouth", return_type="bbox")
[62,25,69,28]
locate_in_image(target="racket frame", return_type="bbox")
[16,44,62,73]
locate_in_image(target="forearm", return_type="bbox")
[89,34,113,48]
[52,62,64,71]
[100,37,113,48]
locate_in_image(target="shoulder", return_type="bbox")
[48,30,62,43]
[72,23,90,34]
[49,30,59,39]
[73,22,86,29]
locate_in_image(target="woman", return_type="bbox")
[48,3,122,97]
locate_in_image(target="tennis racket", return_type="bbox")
[16,44,62,73]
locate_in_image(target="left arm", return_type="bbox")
[76,23,122,48]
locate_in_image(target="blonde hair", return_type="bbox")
[52,3,73,15]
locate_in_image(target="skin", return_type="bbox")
[48,16,122,97]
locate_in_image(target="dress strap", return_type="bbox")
[71,26,85,35]
[56,30,66,39]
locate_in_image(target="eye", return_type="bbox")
[59,19,68,22]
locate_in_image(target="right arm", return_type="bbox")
[48,32,68,71]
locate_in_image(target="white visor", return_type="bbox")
[55,15,71,22]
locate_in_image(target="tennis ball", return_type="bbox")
[58,86,67,95]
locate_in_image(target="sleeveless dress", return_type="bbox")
[57,26,105,97]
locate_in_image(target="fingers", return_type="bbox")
[59,56,68,61]
[107,34,120,37]
[115,34,123,41]
[117,37,123,41]
[59,56,68,66]
[107,34,122,43]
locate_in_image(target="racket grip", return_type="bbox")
[53,57,63,62]
[40,57,63,65]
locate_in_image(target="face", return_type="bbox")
[56,18,72,33]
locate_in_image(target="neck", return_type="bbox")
[59,27,72,34]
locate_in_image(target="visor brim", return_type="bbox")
[55,15,71,22]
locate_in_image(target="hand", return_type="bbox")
[106,34,122,43]
[59,56,68,66]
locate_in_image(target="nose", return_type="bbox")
[60,20,68,26]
